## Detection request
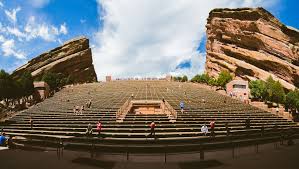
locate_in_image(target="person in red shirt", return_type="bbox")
[210,120,215,137]
[96,120,102,137]
[149,121,156,138]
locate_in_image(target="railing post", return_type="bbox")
[164,152,167,163]
[200,147,204,160]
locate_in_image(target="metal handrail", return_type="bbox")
[116,98,132,119]
[163,100,177,119]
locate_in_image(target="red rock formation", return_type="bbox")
[205,8,299,90]
[12,37,97,83]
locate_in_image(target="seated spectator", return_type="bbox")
[0,133,7,146]
[86,123,93,137]
[201,124,208,136]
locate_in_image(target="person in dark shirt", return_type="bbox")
[149,121,156,138]
[245,117,251,129]
[29,117,33,130]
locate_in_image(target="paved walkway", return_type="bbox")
[0,140,298,169]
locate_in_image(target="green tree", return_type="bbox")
[249,80,266,100]
[42,72,59,90]
[182,75,188,82]
[191,74,200,82]
[191,73,211,84]
[285,89,299,111]
[0,69,16,100]
[216,70,233,88]
[264,76,285,104]
[208,78,217,86]
[18,71,34,97]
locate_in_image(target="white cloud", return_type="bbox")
[24,16,67,42]
[6,27,26,39]
[0,1,4,7]
[5,7,21,23]
[28,0,51,8]
[1,39,26,59]
[59,23,68,34]
[93,0,277,80]
[0,35,5,42]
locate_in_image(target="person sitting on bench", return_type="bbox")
[0,133,7,146]
[201,124,208,136]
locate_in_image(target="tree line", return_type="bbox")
[0,69,74,107]
[191,70,233,89]
[249,76,299,113]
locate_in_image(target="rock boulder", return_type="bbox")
[12,37,97,83]
[205,8,299,90]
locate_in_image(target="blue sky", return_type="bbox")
[0,0,298,80]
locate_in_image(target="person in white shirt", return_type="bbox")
[201,124,208,136]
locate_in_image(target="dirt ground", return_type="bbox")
[0,140,298,169]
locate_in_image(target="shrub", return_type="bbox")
[216,70,233,88]
[249,80,266,100]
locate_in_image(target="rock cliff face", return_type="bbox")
[205,8,299,90]
[13,37,97,83]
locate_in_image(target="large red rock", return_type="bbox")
[205,8,299,90]
[12,37,97,83]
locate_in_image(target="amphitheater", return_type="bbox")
[1,80,298,157]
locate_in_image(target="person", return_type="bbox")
[96,120,102,137]
[79,105,84,115]
[245,117,251,129]
[86,123,93,137]
[1,128,3,135]
[225,122,230,136]
[210,120,215,137]
[0,133,7,146]
[131,93,134,99]
[29,117,33,130]
[73,106,76,114]
[75,105,80,114]
[202,99,206,103]
[149,121,156,138]
[162,98,165,112]
[276,107,279,114]
[201,124,208,136]
[180,101,184,113]
[86,99,92,108]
